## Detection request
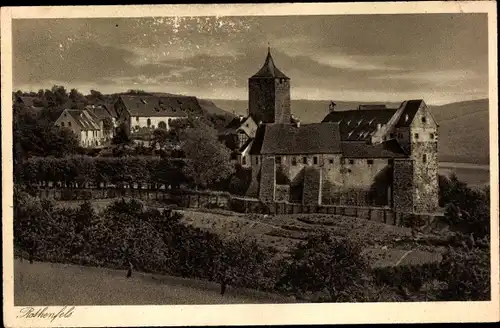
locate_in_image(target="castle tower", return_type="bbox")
[248,48,291,124]
[393,100,439,213]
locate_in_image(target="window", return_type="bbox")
[61,122,65,127]
[85,131,88,137]
[430,133,435,139]
[415,133,419,139]
[303,157,308,164]
[367,159,374,165]
[423,154,427,163]
[349,159,354,165]
[291,157,297,166]
[242,157,247,165]
[329,159,334,164]
[422,116,426,123]
[68,121,71,127]
[275,156,282,164]
[147,118,151,127]
[136,116,140,122]
[256,157,259,165]
[313,156,318,165]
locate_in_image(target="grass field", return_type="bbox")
[14,260,295,306]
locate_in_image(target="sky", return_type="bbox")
[13,14,488,105]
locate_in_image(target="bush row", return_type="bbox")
[18,156,188,187]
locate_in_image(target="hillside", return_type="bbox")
[210,98,490,165]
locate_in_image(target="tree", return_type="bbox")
[280,232,370,302]
[180,122,234,189]
[112,123,132,146]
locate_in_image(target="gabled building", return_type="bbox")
[86,104,118,142]
[114,95,194,134]
[219,115,258,167]
[246,48,440,215]
[54,109,103,148]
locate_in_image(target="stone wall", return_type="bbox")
[274,78,291,124]
[412,141,439,213]
[275,184,290,202]
[248,78,276,123]
[393,159,414,213]
[303,166,322,205]
[259,156,276,202]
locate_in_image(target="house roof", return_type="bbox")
[119,95,196,117]
[251,123,342,155]
[221,115,253,135]
[322,108,398,141]
[250,48,289,79]
[17,96,38,107]
[341,139,408,158]
[394,99,424,128]
[86,105,113,121]
[65,109,101,130]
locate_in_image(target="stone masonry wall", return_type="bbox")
[412,141,439,213]
[303,166,322,205]
[274,78,291,124]
[393,159,414,213]
[248,78,276,123]
[259,156,276,202]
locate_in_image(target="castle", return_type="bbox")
[224,48,440,215]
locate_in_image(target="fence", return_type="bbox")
[28,185,431,226]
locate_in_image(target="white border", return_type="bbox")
[2,2,499,326]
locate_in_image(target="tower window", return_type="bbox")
[430,133,435,139]
[313,156,318,165]
[422,116,426,123]
[415,133,419,139]
[329,159,334,164]
[349,159,354,165]
[423,154,427,163]
[367,159,374,165]
[291,157,297,166]
[303,157,308,164]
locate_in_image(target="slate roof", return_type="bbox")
[222,116,248,135]
[65,109,101,130]
[395,99,423,128]
[341,139,408,158]
[251,123,342,155]
[322,108,398,141]
[119,95,196,117]
[251,48,289,79]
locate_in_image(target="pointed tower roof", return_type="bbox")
[251,47,289,79]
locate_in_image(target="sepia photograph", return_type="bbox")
[2,2,499,327]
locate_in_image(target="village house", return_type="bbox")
[114,95,196,135]
[85,103,119,142]
[246,48,439,215]
[219,115,258,168]
[54,108,103,147]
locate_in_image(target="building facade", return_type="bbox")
[54,109,103,147]
[246,49,440,215]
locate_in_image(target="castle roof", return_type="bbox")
[394,99,424,128]
[322,108,398,141]
[250,48,289,79]
[119,95,196,118]
[250,123,342,155]
[341,139,407,158]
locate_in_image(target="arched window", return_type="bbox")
[158,121,167,129]
[147,118,151,127]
